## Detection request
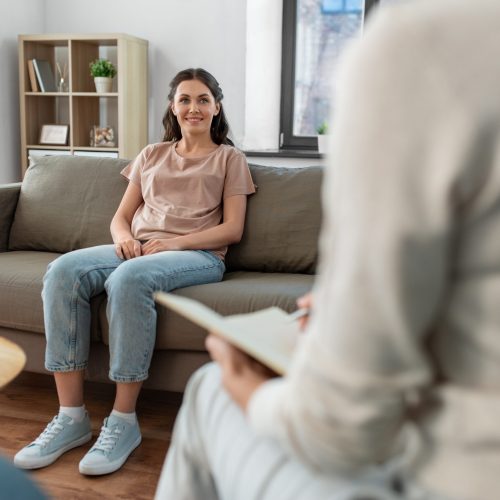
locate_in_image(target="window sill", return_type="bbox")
[244,149,322,159]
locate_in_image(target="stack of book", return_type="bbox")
[27,59,56,92]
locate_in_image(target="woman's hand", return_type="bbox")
[206,334,276,411]
[115,239,142,260]
[142,238,182,255]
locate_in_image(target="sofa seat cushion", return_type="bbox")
[99,271,316,351]
[0,251,105,341]
[0,251,60,333]
[9,155,129,253]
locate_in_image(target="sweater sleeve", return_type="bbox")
[247,7,471,474]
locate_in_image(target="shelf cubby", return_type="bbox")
[72,95,118,148]
[24,95,70,146]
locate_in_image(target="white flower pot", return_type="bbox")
[94,77,113,93]
[317,134,329,155]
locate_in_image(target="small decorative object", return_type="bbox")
[39,124,69,145]
[56,62,68,92]
[316,121,329,155]
[90,125,115,147]
[89,58,117,93]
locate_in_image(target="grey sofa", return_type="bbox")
[0,155,322,392]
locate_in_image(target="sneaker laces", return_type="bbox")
[33,415,65,447]
[92,424,122,453]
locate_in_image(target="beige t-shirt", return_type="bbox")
[121,142,255,259]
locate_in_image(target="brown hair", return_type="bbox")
[162,68,234,146]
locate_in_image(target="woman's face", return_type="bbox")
[171,79,220,138]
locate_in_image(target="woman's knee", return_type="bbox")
[43,252,82,291]
[105,260,158,297]
[44,247,116,299]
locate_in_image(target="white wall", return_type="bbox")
[0,0,45,183]
[244,0,282,151]
[44,0,247,147]
[0,0,325,183]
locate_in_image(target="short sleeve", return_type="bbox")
[223,150,256,199]
[120,145,154,187]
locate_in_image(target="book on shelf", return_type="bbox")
[154,292,303,375]
[27,60,39,92]
[32,59,56,92]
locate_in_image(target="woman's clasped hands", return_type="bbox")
[115,238,183,259]
[114,239,142,260]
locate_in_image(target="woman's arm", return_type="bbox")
[110,181,144,259]
[141,194,247,255]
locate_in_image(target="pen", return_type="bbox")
[288,307,310,322]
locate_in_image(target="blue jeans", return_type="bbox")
[43,245,225,382]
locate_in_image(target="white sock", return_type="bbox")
[111,409,136,425]
[60,405,86,422]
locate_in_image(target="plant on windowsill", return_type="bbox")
[316,121,328,155]
[89,58,117,93]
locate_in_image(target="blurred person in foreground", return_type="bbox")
[156,0,500,498]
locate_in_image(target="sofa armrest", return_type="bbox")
[0,183,21,252]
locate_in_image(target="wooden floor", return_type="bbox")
[0,372,182,499]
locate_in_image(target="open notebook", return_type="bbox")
[154,292,303,375]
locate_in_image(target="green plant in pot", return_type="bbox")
[316,121,329,154]
[89,58,116,93]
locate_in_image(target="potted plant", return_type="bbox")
[316,121,328,154]
[89,58,116,93]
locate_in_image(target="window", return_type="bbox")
[280,0,379,150]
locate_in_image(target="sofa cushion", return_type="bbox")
[0,183,21,252]
[9,155,129,253]
[0,251,60,333]
[99,271,315,351]
[225,164,323,274]
[0,250,105,341]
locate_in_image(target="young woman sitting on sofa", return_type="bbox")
[14,67,255,476]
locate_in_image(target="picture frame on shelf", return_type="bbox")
[39,124,69,145]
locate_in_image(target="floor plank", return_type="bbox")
[0,372,182,499]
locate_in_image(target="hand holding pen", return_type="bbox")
[289,292,312,330]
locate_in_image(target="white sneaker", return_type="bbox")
[79,414,141,475]
[14,413,92,469]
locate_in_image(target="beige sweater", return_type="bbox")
[248,1,500,499]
